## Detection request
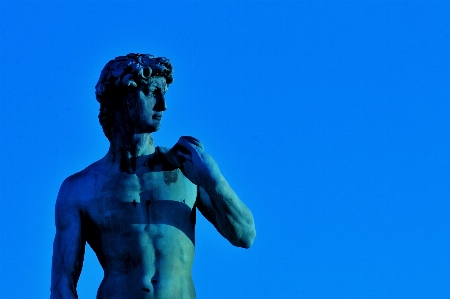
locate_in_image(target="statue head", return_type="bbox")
[95,53,173,141]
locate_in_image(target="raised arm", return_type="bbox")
[51,178,86,299]
[164,136,256,248]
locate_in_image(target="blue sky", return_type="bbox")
[0,1,449,298]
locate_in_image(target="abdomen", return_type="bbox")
[94,222,196,299]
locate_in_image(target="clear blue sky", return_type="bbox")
[1,1,449,298]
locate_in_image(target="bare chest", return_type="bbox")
[83,168,198,245]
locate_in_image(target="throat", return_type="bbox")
[109,133,156,172]
[118,152,153,173]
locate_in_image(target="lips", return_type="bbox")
[152,114,162,120]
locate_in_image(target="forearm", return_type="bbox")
[203,175,256,248]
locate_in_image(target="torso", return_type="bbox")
[73,148,198,299]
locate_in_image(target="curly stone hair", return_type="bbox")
[95,53,173,140]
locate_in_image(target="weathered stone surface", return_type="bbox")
[51,54,256,299]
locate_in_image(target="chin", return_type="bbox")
[139,122,161,133]
[150,124,161,132]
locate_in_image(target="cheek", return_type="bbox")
[129,104,141,120]
[138,98,156,117]
[143,92,156,105]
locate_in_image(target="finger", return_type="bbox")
[176,150,190,162]
[181,136,200,144]
[176,140,193,155]
[180,136,204,150]
[160,146,182,168]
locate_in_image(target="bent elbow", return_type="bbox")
[240,214,256,248]
[234,223,256,249]
[240,228,256,249]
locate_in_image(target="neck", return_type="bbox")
[107,133,156,172]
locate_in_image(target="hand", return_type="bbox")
[165,136,221,187]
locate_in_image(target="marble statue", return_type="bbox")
[50,53,256,299]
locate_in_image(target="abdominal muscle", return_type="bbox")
[91,223,196,299]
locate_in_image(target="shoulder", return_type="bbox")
[55,165,97,231]
[57,159,104,206]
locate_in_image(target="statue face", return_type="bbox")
[128,76,168,133]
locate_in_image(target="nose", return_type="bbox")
[154,91,167,111]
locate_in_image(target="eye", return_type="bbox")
[142,86,156,97]
[142,86,150,96]
[153,89,162,98]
